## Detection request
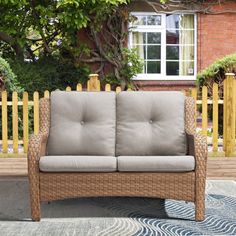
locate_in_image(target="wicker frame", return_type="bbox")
[28,96,207,222]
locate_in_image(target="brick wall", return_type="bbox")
[198,2,236,71]
[77,1,236,91]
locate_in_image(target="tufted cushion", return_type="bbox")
[46,91,116,156]
[116,91,187,156]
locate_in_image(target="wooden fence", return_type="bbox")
[0,73,236,157]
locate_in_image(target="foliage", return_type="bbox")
[119,48,143,88]
[197,53,236,96]
[7,57,90,96]
[0,0,130,60]
[196,54,236,136]
[0,56,21,93]
[102,48,143,89]
[80,6,144,88]
[0,57,23,140]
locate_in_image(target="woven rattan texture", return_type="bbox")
[40,172,195,202]
[28,95,207,221]
[194,133,208,221]
[28,98,50,221]
[185,97,196,135]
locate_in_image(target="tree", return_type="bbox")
[0,0,129,60]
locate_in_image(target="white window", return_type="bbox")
[129,13,197,80]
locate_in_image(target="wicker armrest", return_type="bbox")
[28,132,48,175]
[186,133,208,176]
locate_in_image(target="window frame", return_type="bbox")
[129,12,197,81]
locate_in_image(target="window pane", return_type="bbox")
[166,14,194,29]
[166,61,179,75]
[179,61,194,75]
[180,15,194,29]
[147,61,160,73]
[166,46,179,60]
[147,45,161,59]
[179,30,194,45]
[180,45,194,60]
[147,15,161,25]
[133,44,146,59]
[166,30,179,44]
[133,32,146,44]
[133,16,146,25]
[166,14,180,29]
[147,32,161,44]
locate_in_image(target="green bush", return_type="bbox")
[196,54,236,136]
[0,56,22,93]
[102,48,143,90]
[1,56,90,140]
[197,53,236,96]
[0,57,23,140]
[7,57,91,97]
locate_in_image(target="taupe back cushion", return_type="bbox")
[47,91,116,156]
[116,92,186,156]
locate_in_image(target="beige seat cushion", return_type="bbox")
[46,91,116,156]
[39,156,117,172]
[117,156,195,172]
[116,91,187,156]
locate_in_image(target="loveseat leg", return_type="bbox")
[195,200,205,221]
[29,189,41,221]
[31,199,41,221]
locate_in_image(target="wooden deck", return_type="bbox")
[0,157,236,180]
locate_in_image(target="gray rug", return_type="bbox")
[0,178,236,236]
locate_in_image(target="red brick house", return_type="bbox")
[80,0,236,91]
[128,0,236,91]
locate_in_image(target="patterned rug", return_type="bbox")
[0,179,235,236]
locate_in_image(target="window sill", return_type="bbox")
[132,74,196,81]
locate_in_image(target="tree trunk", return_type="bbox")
[0,31,24,60]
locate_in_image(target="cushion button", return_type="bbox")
[149,119,153,124]
[80,121,84,125]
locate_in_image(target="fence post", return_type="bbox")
[212,83,218,153]
[12,91,18,153]
[223,73,236,157]
[202,86,208,136]
[87,74,100,91]
[1,91,8,153]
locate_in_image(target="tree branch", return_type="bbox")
[0,31,23,59]
[30,0,52,54]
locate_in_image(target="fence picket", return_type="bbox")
[116,86,121,93]
[212,83,218,153]
[87,74,100,91]
[33,92,39,135]
[12,91,18,153]
[44,90,50,98]
[23,92,29,153]
[105,84,111,91]
[0,74,235,157]
[202,86,208,136]
[66,86,71,91]
[191,88,197,100]
[76,83,82,91]
[1,91,8,153]
[190,87,197,125]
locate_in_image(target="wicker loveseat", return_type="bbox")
[28,91,207,221]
